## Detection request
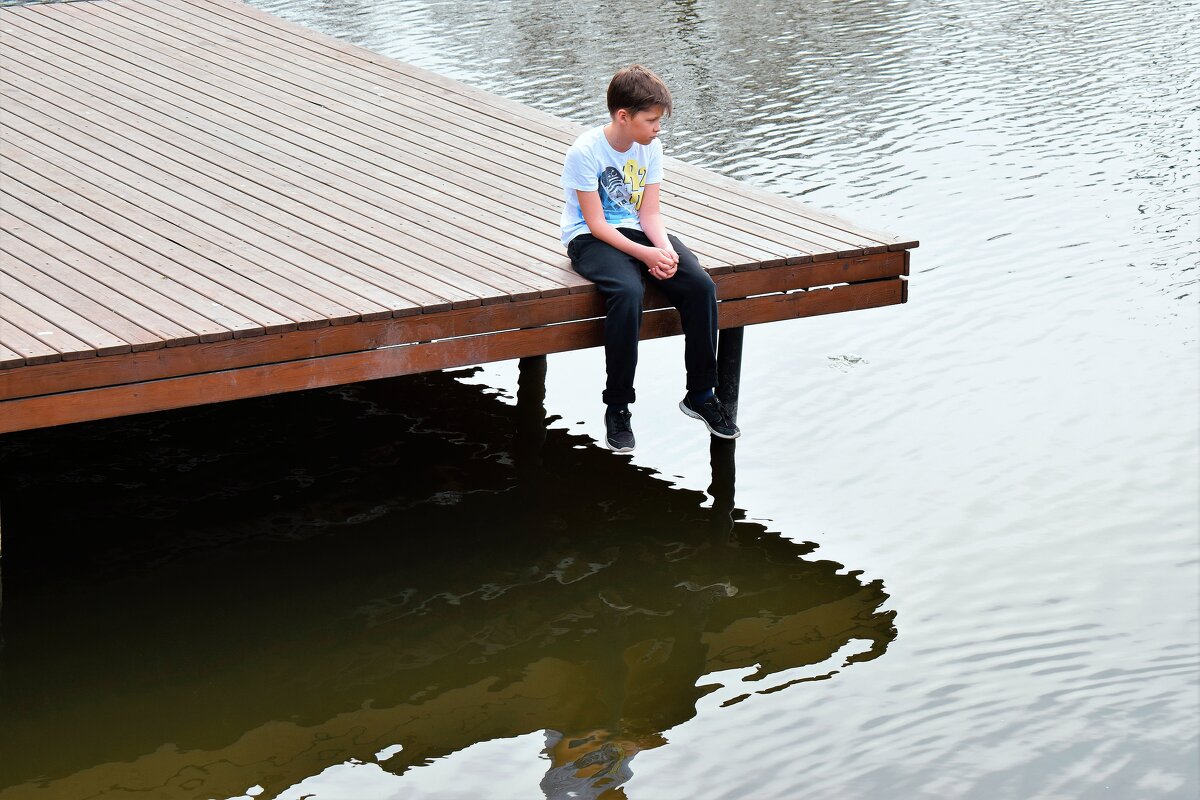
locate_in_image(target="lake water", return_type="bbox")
[1,0,1197,798]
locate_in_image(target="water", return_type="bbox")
[1,0,1197,798]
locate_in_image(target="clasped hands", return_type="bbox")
[641,245,679,280]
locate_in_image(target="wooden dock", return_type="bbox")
[0,0,916,434]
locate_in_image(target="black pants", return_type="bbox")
[567,229,718,405]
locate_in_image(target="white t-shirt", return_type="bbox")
[559,126,663,246]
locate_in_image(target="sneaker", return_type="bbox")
[679,394,741,439]
[604,406,635,452]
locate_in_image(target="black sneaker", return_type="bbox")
[679,394,740,439]
[604,405,635,452]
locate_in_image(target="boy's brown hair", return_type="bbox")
[607,64,673,117]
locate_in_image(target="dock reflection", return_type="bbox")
[0,369,896,799]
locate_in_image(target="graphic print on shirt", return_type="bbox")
[598,159,649,219]
[598,167,635,217]
[623,160,648,209]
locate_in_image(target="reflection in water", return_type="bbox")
[0,370,894,799]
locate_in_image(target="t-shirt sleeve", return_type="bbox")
[560,143,598,192]
[644,140,664,185]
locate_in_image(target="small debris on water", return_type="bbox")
[827,353,869,371]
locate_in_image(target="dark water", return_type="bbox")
[0,370,896,799]
[2,0,1198,798]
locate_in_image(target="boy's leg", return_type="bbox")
[567,234,645,406]
[649,234,719,393]
[654,236,739,439]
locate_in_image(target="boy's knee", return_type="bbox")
[608,277,645,310]
[669,235,700,268]
[678,264,716,300]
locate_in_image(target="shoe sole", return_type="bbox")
[607,439,635,453]
[679,400,741,439]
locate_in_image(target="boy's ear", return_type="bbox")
[613,108,629,124]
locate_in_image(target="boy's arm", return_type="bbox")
[577,190,677,278]
[636,183,679,273]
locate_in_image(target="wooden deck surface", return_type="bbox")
[0,0,916,433]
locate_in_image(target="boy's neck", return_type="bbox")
[603,122,634,153]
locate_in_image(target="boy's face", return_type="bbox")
[618,106,665,146]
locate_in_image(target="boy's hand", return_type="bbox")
[663,245,680,273]
[642,246,678,280]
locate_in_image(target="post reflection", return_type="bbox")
[0,368,896,800]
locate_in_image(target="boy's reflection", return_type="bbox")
[541,730,639,799]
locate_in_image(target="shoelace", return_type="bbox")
[704,397,731,426]
[610,409,632,432]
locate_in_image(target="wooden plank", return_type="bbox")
[0,279,904,433]
[0,238,170,353]
[0,308,67,367]
[2,199,232,344]
[717,279,905,327]
[0,18,600,297]
[718,250,907,298]
[41,2,763,270]
[0,286,96,362]
[0,183,278,339]
[0,250,904,395]
[0,340,27,370]
[0,127,410,324]
[0,272,134,357]
[1,150,313,335]
[179,0,911,254]
[0,40,573,303]
[0,291,601,397]
[10,8,629,277]
[2,70,540,309]
[4,136,340,331]
[1,93,458,319]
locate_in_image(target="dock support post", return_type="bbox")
[716,326,744,424]
[710,328,743,533]
[517,355,547,414]
[515,356,548,474]
[709,436,737,533]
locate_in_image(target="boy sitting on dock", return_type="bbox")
[560,64,740,452]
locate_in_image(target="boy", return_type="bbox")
[560,64,740,452]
